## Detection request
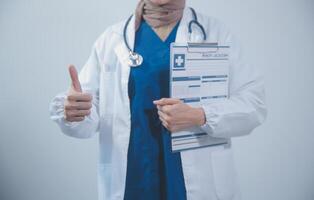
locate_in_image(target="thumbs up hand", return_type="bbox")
[64,65,93,122]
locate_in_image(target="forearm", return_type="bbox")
[199,82,267,138]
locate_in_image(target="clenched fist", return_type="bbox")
[64,65,92,122]
[153,98,205,133]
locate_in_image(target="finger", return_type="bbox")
[66,110,91,117]
[158,110,170,123]
[158,105,172,115]
[162,123,169,130]
[68,65,82,92]
[170,124,188,132]
[153,98,181,106]
[67,93,92,102]
[162,122,177,133]
[65,101,92,110]
[65,116,85,122]
[162,121,170,130]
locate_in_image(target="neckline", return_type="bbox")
[142,20,181,44]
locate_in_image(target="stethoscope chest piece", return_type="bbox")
[128,51,143,67]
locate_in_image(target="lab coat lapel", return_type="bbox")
[114,14,135,68]
[114,14,136,103]
[175,7,190,43]
[113,15,136,113]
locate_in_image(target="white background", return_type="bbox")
[1,0,313,199]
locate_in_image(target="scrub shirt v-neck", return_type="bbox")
[124,20,187,200]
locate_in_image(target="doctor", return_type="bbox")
[50,0,267,199]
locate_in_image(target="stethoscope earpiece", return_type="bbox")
[123,7,207,67]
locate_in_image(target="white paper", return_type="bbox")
[170,43,230,152]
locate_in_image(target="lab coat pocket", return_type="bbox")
[98,163,112,199]
[211,148,237,200]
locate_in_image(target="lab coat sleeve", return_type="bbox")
[200,29,267,138]
[49,44,100,139]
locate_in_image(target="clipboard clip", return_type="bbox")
[187,42,220,54]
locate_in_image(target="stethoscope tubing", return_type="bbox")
[123,7,207,67]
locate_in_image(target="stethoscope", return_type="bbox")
[123,7,207,67]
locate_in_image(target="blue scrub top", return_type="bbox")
[124,20,187,200]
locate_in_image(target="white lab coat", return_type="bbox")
[50,7,267,200]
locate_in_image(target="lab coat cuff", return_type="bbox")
[199,104,219,135]
[49,92,79,127]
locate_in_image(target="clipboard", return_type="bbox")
[170,42,230,152]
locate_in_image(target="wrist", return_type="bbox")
[193,107,206,126]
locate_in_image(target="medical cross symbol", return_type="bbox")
[174,54,185,68]
[175,56,184,66]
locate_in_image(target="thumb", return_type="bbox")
[68,65,82,92]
